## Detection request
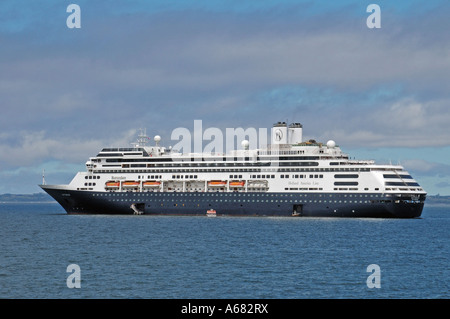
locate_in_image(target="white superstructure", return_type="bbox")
[73,124,424,196]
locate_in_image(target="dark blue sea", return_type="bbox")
[0,203,448,299]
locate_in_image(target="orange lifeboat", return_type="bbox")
[208,181,227,187]
[105,181,120,188]
[143,181,161,187]
[230,181,245,187]
[122,181,140,187]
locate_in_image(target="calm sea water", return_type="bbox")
[0,203,448,299]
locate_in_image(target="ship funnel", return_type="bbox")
[272,122,287,144]
[288,123,302,144]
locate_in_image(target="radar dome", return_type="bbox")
[154,135,161,146]
[241,140,249,150]
[326,140,336,148]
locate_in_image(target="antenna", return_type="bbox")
[42,169,46,185]
[132,128,150,148]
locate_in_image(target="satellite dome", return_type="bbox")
[241,140,250,150]
[154,135,161,146]
[327,140,336,148]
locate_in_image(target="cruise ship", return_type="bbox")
[40,122,426,218]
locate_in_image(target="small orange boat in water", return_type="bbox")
[206,209,217,217]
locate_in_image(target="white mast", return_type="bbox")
[131,128,150,148]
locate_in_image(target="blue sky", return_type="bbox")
[0,0,449,195]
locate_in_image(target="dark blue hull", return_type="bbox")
[41,187,425,218]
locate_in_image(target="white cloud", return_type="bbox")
[316,96,450,148]
[402,159,450,177]
[0,129,139,168]
[401,159,439,173]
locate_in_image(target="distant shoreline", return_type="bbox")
[1,192,449,206]
[0,193,54,203]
